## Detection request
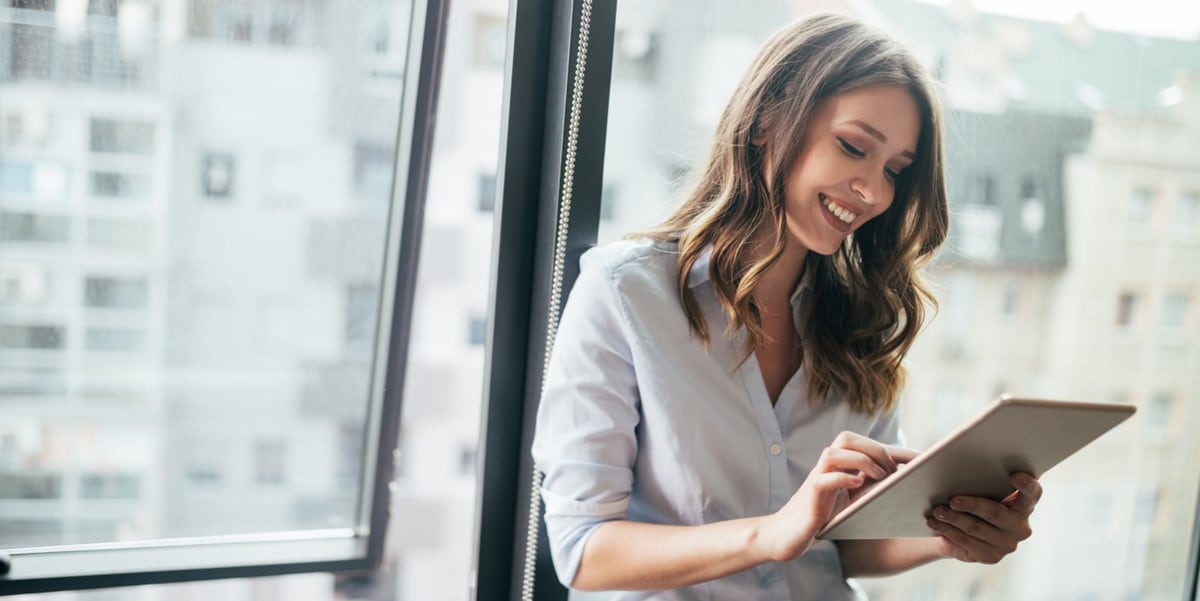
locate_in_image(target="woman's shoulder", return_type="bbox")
[580,237,680,288]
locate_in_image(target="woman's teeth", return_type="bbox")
[823,196,857,225]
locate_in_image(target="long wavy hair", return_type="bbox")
[640,13,949,415]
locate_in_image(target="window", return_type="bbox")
[6,0,1200,599]
[201,152,235,199]
[1161,291,1190,330]
[80,473,141,500]
[0,474,62,499]
[0,211,70,243]
[1127,186,1155,231]
[1116,292,1138,328]
[254,439,287,486]
[1,161,69,202]
[1002,278,1020,317]
[83,276,148,309]
[89,171,148,200]
[345,283,378,348]
[89,118,156,155]
[1,0,435,594]
[468,314,487,345]
[354,143,394,205]
[0,324,66,350]
[1176,190,1200,236]
[1147,393,1174,433]
[478,172,496,212]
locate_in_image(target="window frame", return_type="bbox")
[0,0,449,594]
[470,0,615,599]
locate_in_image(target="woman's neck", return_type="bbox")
[752,229,808,311]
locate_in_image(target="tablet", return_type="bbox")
[816,396,1136,540]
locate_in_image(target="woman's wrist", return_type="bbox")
[748,513,816,563]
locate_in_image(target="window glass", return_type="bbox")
[0,0,413,561]
[598,1,1200,600]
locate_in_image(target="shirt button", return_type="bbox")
[769,443,783,456]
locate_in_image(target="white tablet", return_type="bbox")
[816,396,1136,540]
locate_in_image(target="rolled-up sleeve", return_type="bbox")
[531,249,642,588]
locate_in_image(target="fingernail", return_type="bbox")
[934,507,949,519]
[950,497,965,510]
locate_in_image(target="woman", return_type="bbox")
[532,13,1041,599]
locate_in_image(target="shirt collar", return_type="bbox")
[686,245,814,309]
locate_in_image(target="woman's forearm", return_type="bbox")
[572,518,776,591]
[836,537,946,577]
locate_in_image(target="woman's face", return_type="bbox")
[780,84,921,256]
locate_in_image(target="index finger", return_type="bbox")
[830,431,909,474]
[884,444,919,466]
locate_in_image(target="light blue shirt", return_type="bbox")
[532,238,902,601]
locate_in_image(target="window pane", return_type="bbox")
[599,2,1200,600]
[1,0,414,561]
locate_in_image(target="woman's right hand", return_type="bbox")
[755,431,918,562]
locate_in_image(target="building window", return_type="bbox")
[600,182,618,221]
[1176,190,1199,236]
[85,327,146,352]
[253,439,287,486]
[345,284,378,346]
[1115,292,1138,328]
[89,118,155,155]
[80,473,140,500]
[0,474,62,499]
[84,276,148,309]
[477,173,496,212]
[0,211,70,243]
[201,153,235,199]
[969,173,997,206]
[0,324,66,350]
[613,28,659,83]
[1161,292,1189,330]
[354,143,394,205]
[1002,279,1020,317]
[458,445,476,476]
[90,171,147,200]
[1134,487,1159,528]
[468,315,487,345]
[1127,186,1154,231]
[0,367,67,396]
[337,424,364,491]
[1147,393,1173,432]
[8,24,53,80]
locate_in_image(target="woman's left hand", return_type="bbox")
[925,473,1042,565]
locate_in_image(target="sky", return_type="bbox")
[917,0,1200,40]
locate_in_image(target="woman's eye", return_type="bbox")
[885,167,900,182]
[837,138,865,158]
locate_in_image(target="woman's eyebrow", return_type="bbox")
[846,119,916,160]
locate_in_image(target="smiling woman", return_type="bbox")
[527,13,1026,600]
[583,1,1200,600]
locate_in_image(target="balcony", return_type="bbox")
[0,7,157,90]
